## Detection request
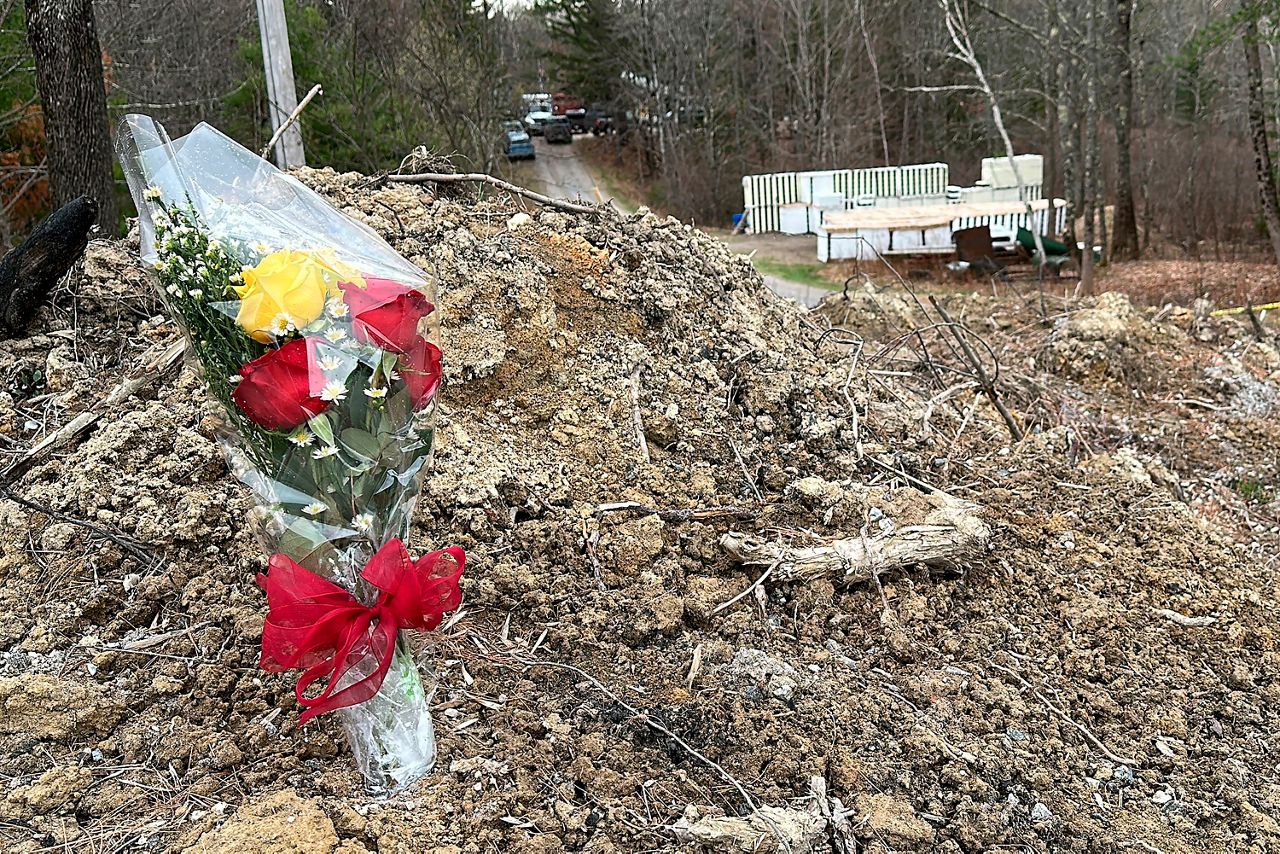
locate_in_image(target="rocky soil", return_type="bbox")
[1,170,1278,853]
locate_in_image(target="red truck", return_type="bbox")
[552,92,588,133]
[551,92,581,115]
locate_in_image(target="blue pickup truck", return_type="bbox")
[503,121,535,160]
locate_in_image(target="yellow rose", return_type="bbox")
[234,250,344,343]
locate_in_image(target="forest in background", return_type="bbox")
[6,0,1280,267]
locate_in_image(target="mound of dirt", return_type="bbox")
[1,170,1278,853]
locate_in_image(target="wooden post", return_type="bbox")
[255,0,305,168]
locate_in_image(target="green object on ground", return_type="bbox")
[1016,227,1069,257]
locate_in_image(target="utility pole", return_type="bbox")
[256,0,305,168]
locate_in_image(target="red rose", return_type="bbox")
[399,336,443,409]
[340,277,433,354]
[232,337,331,430]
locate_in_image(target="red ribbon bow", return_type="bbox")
[257,539,464,723]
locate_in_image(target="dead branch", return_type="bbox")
[0,196,96,335]
[626,364,650,463]
[260,83,322,159]
[386,170,602,215]
[1151,608,1217,628]
[2,338,185,481]
[593,501,757,523]
[0,487,164,570]
[928,297,1024,441]
[470,633,760,814]
[721,492,989,584]
[988,661,1136,766]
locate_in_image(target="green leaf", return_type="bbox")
[309,414,336,446]
[340,427,384,461]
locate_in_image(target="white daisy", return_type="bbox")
[143,186,162,201]
[364,386,388,400]
[317,354,343,372]
[153,261,164,271]
[325,298,349,319]
[187,289,203,299]
[312,445,340,460]
[229,272,242,284]
[323,327,347,343]
[228,375,242,385]
[287,429,314,447]
[302,501,327,516]
[319,380,347,402]
[267,314,295,337]
[352,513,374,532]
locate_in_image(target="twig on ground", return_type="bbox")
[686,644,703,691]
[387,171,601,215]
[581,519,606,591]
[711,561,778,616]
[472,634,760,814]
[1119,841,1168,854]
[2,338,185,481]
[260,83,322,159]
[0,487,163,571]
[593,501,757,523]
[929,296,1024,441]
[865,454,951,498]
[840,340,866,459]
[988,660,1136,765]
[1151,608,1217,628]
[729,440,764,503]
[627,364,650,464]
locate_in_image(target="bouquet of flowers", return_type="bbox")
[116,115,464,793]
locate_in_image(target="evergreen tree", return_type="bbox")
[535,0,624,104]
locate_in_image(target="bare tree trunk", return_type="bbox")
[858,0,890,165]
[1079,0,1098,294]
[1054,0,1080,269]
[24,0,117,235]
[1244,12,1280,267]
[1045,7,1063,216]
[1111,0,1139,260]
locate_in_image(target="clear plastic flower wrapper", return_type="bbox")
[117,115,464,794]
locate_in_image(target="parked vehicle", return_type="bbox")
[552,92,582,115]
[565,107,590,134]
[523,102,553,135]
[543,117,573,144]
[502,121,534,160]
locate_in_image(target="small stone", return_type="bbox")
[1030,802,1053,823]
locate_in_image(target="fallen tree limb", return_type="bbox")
[0,196,96,336]
[2,338,185,481]
[929,296,1024,441]
[721,492,989,584]
[386,170,602,215]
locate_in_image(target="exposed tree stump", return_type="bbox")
[0,196,97,337]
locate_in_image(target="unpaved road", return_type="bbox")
[525,138,604,205]
[519,139,829,307]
